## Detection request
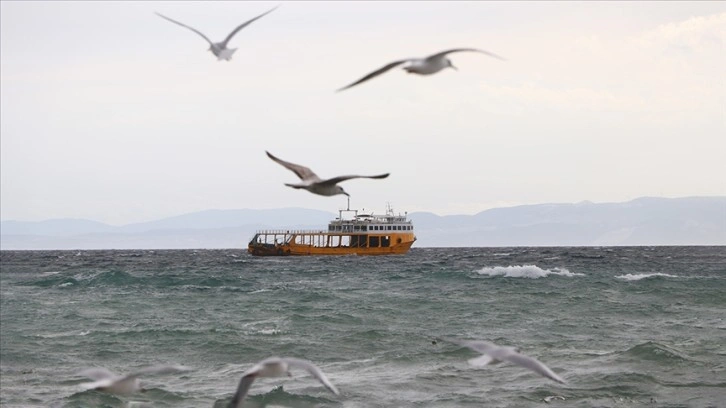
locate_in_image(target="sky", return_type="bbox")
[1,1,725,225]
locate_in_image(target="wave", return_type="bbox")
[245,385,337,407]
[623,341,691,363]
[36,330,91,339]
[476,265,584,279]
[616,273,679,281]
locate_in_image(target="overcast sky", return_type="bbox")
[1,1,725,225]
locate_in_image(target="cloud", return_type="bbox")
[634,12,726,53]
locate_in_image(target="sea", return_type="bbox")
[1,247,724,408]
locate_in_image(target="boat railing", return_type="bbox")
[254,229,328,235]
[253,227,413,236]
[330,216,411,224]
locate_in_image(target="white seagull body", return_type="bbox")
[266,151,389,197]
[228,356,339,408]
[442,338,567,384]
[77,364,192,395]
[337,48,505,91]
[155,6,278,61]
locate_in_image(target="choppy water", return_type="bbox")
[1,247,725,408]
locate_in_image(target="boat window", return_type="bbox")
[330,235,340,247]
[369,236,380,247]
[361,226,367,231]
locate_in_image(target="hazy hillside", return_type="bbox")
[411,196,726,246]
[1,197,724,249]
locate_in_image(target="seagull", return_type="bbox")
[77,364,192,395]
[441,337,567,384]
[228,357,339,408]
[155,6,278,61]
[336,48,505,92]
[266,151,389,197]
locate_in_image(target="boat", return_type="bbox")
[247,203,416,256]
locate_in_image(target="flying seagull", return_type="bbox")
[441,337,567,384]
[228,357,339,408]
[266,151,389,197]
[77,364,192,395]
[337,48,505,92]
[155,6,278,61]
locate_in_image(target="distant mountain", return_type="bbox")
[0,218,116,237]
[410,196,726,247]
[1,197,724,249]
[0,208,335,250]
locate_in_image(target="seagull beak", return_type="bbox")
[450,64,458,71]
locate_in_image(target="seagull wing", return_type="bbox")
[222,5,279,48]
[319,173,390,186]
[467,355,495,366]
[227,373,258,408]
[283,357,340,395]
[427,48,506,62]
[155,12,214,46]
[440,337,499,354]
[266,151,321,182]
[336,60,410,92]
[79,378,116,391]
[78,367,118,381]
[502,353,566,384]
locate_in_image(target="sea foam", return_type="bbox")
[476,265,584,278]
[616,273,679,281]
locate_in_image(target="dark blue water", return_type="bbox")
[1,247,725,407]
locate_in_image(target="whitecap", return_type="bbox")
[37,330,90,338]
[616,273,679,281]
[249,288,271,294]
[258,328,283,335]
[476,265,584,279]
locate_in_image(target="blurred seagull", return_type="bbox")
[266,151,389,197]
[155,6,278,61]
[441,337,567,384]
[228,357,339,408]
[77,364,192,395]
[337,48,505,92]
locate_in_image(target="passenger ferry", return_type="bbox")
[248,203,416,256]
